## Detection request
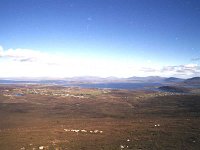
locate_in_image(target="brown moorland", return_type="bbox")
[0,85,200,150]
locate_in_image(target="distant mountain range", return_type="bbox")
[183,77,200,85]
[0,76,199,85]
[164,77,185,83]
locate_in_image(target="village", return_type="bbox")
[1,85,186,102]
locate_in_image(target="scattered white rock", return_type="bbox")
[64,129,103,134]
[39,146,44,150]
[127,139,130,142]
[74,129,80,133]
[154,124,160,127]
[120,145,125,149]
[81,129,87,133]
[20,147,25,150]
[70,129,79,133]
[75,130,79,133]
[94,130,99,133]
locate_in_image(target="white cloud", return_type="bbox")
[0,46,137,77]
[0,47,53,63]
[142,64,200,78]
[0,45,199,78]
[0,46,3,56]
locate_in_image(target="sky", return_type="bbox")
[0,0,200,78]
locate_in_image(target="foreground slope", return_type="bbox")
[0,85,200,150]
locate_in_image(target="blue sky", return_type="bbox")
[0,0,200,78]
